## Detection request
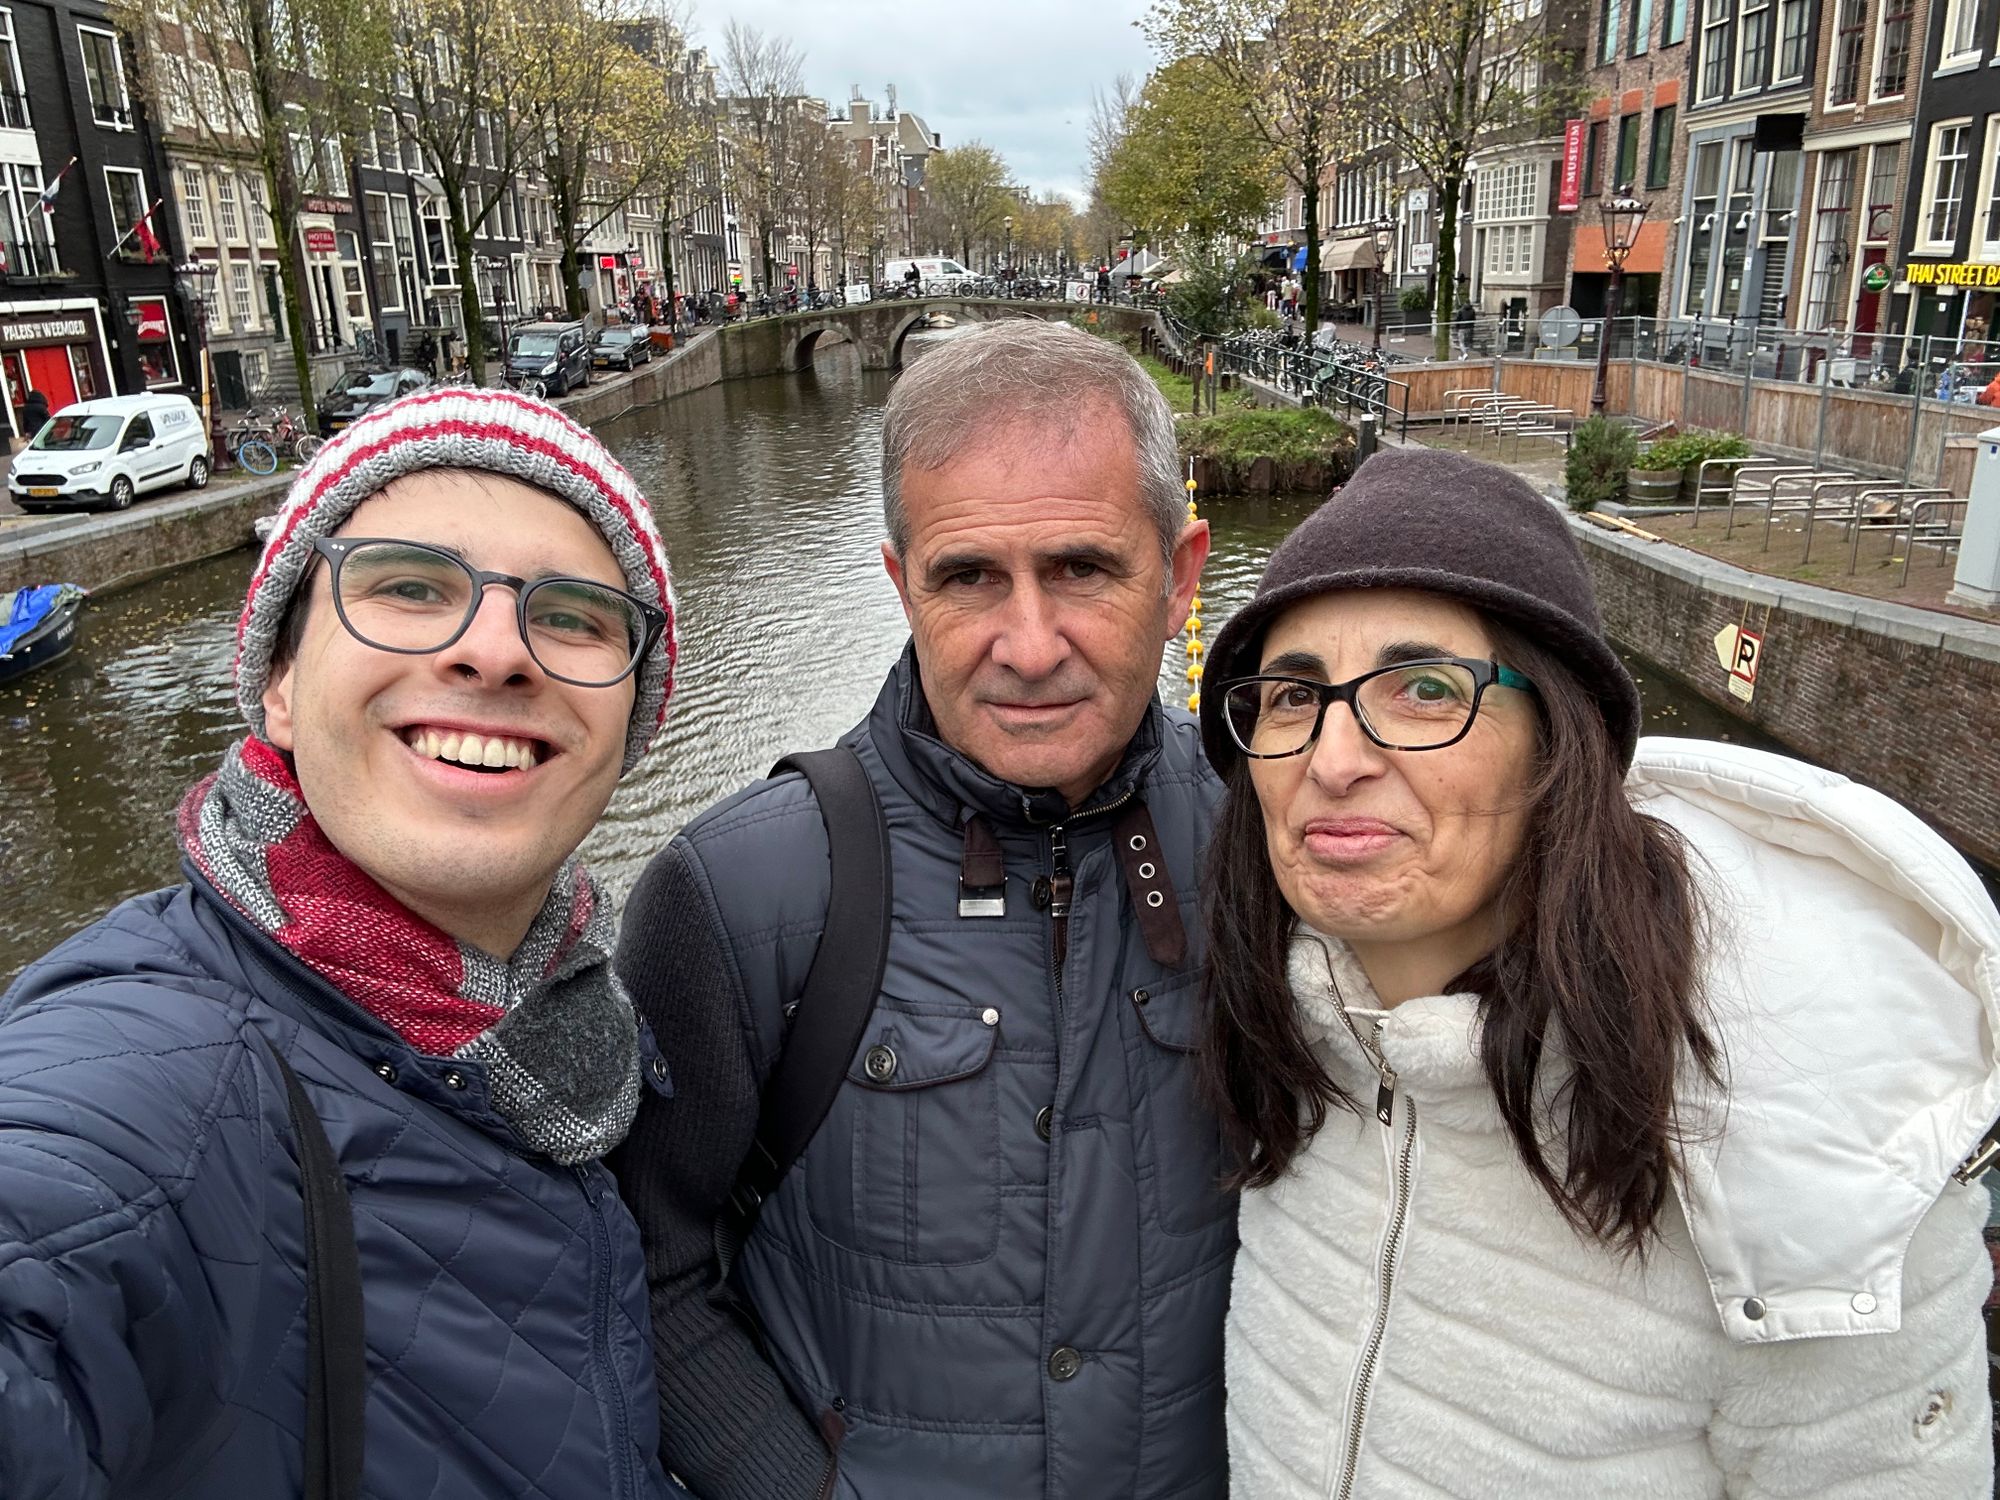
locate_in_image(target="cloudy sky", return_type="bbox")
[687,0,1157,204]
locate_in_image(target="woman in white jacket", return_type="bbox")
[1197,446,1999,1500]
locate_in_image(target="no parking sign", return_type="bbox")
[1714,623,1763,702]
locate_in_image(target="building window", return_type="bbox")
[1615,114,1641,187]
[1923,120,1972,245]
[1648,104,1677,187]
[1699,0,1733,99]
[180,165,209,241]
[77,26,132,128]
[216,176,239,241]
[1584,119,1606,197]
[1873,0,1911,96]
[1979,117,2000,255]
[104,166,150,258]
[1940,0,1981,64]
[1863,142,1900,243]
[0,161,57,276]
[367,189,401,311]
[1682,140,1723,315]
[1775,0,1809,81]
[1805,150,1856,328]
[1828,0,1866,103]
[1664,0,1688,44]
[230,259,255,327]
[1630,0,1654,52]
[420,196,456,286]
[1735,0,1772,90]
[247,174,270,243]
[0,10,31,129]
[1599,0,1623,62]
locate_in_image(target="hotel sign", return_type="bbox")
[1902,260,2000,289]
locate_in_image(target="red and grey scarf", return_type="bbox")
[178,736,640,1164]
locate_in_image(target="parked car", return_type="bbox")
[8,395,212,512]
[317,367,431,438]
[590,325,653,372]
[507,321,592,396]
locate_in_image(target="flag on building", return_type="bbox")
[132,203,161,263]
[37,156,77,215]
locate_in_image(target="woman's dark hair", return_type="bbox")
[1198,616,1719,1255]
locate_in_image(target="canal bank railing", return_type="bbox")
[1211,332,1413,440]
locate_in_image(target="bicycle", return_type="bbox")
[236,437,279,475]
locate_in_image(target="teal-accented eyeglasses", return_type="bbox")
[1219,658,1538,757]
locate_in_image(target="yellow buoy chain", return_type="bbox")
[1182,461,1202,712]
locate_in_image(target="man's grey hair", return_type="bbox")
[881,319,1186,565]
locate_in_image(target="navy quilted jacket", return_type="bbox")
[0,876,673,1500]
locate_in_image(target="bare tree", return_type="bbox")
[118,0,386,425]
[718,21,805,293]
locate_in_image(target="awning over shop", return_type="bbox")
[1318,237,1380,272]
[1259,246,1291,267]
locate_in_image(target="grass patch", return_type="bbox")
[1182,406,1351,464]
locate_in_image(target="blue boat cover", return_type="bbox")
[0,585,76,657]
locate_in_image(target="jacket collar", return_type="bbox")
[869,640,1166,831]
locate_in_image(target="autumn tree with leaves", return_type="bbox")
[1352,0,1579,357]
[1099,57,1280,246]
[924,144,1012,268]
[117,0,386,426]
[1147,0,1366,340]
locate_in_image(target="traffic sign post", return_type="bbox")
[1713,622,1763,702]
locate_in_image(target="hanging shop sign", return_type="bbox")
[302,196,352,216]
[1557,120,1586,213]
[1901,260,2000,289]
[1860,262,1892,293]
[303,227,338,255]
[130,296,171,342]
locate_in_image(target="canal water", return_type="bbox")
[0,338,1788,983]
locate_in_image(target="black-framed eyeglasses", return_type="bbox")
[309,536,666,689]
[1219,657,1538,758]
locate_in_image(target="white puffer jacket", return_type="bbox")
[1227,739,2000,1499]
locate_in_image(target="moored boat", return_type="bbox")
[0,583,87,684]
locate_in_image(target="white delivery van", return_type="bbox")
[9,394,212,512]
[894,256,976,292]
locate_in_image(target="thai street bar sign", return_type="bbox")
[1902,261,2000,289]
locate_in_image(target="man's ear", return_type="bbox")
[1164,518,1211,640]
[881,540,914,626]
[262,659,298,751]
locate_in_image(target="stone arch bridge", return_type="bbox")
[711,297,1158,380]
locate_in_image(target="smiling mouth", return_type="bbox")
[400,726,551,773]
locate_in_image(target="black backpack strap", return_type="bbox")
[714,746,892,1287]
[256,1034,367,1500]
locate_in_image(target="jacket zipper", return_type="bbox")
[1330,1011,1417,1500]
[575,1165,636,1500]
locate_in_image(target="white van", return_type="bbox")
[9,394,212,513]
[894,256,976,292]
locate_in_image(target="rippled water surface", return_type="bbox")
[0,339,1790,981]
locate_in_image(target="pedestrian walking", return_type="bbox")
[0,388,682,1498]
[613,320,1234,1499]
[1201,447,1998,1499]
[18,387,49,438]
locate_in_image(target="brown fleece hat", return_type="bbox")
[1200,446,1642,774]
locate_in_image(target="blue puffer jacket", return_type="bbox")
[0,876,673,1500]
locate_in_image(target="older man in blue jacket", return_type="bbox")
[0,389,680,1498]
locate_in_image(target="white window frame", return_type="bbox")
[1871,0,1914,100]
[1918,118,1973,250]
[247,173,271,244]
[229,257,256,328]
[1773,0,1808,81]
[76,24,132,130]
[367,188,402,312]
[103,165,149,253]
[1976,116,2000,258]
[1823,0,1865,107]
[1698,0,1734,102]
[1938,0,1982,67]
[1734,0,1771,92]
[0,10,30,129]
[216,174,239,242]
[179,164,209,241]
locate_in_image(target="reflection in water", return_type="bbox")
[0,340,1962,981]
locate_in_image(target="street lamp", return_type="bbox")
[171,259,228,467]
[1369,215,1395,351]
[1591,187,1649,413]
[1002,213,1013,281]
[476,253,511,379]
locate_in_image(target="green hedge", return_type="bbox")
[1635,429,1751,472]
[1564,416,1639,512]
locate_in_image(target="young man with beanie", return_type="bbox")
[0,388,682,1497]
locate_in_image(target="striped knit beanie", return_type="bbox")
[235,387,676,773]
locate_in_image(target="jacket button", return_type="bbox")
[443,1069,466,1090]
[1031,877,1053,910]
[650,1056,671,1084]
[1851,1291,1877,1314]
[374,1061,397,1083]
[1035,1105,1053,1142]
[1742,1297,1766,1321]
[863,1044,898,1083]
[1048,1345,1082,1382]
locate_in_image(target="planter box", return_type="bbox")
[1625,467,1684,505]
